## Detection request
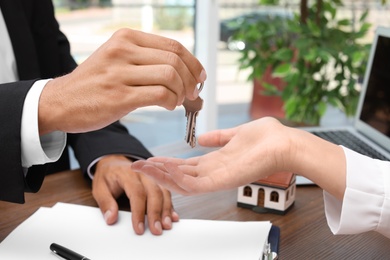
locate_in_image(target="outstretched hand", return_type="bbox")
[133,117,347,200]
[131,118,292,195]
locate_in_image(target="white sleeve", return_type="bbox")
[21,79,67,168]
[86,154,144,180]
[323,146,390,238]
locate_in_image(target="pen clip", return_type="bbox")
[263,243,278,260]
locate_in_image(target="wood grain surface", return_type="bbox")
[1,170,389,259]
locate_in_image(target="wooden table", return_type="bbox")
[1,169,389,259]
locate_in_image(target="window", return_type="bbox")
[270,191,279,202]
[243,186,252,197]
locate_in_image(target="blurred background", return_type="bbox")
[51,0,390,167]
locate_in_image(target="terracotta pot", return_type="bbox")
[249,66,285,120]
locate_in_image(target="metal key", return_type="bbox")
[183,96,204,148]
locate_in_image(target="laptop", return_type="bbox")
[297,26,390,185]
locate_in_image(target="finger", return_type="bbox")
[122,29,206,85]
[146,157,200,169]
[121,178,147,235]
[163,162,206,194]
[133,158,200,178]
[141,179,165,235]
[92,178,119,225]
[198,127,239,147]
[123,48,197,101]
[123,84,180,111]
[121,64,185,105]
[159,188,176,230]
[150,161,202,195]
[133,162,190,195]
[145,157,187,163]
[171,209,180,222]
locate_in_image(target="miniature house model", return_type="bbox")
[237,172,296,215]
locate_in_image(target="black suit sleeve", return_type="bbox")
[68,122,153,175]
[0,0,153,203]
[25,0,154,175]
[0,80,47,203]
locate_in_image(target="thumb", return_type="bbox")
[198,127,238,147]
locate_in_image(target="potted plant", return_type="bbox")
[233,0,372,126]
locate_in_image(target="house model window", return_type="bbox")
[244,186,252,197]
[270,191,279,202]
[237,172,296,215]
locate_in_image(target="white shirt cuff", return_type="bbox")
[86,154,144,180]
[324,146,390,237]
[21,79,67,168]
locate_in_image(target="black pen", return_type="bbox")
[50,243,91,260]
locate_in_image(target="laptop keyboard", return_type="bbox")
[311,130,389,160]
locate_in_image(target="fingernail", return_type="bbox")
[138,222,145,234]
[154,221,162,234]
[193,86,199,98]
[172,211,179,221]
[163,216,172,229]
[199,69,207,82]
[104,210,112,223]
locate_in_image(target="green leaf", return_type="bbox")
[317,101,328,117]
[318,49,330,63]
[307,20,321,37]
[304,49,318,62]
[337,19,351,26]
[259,0,280,5]
[356,23,372,38]
[359,10,369,22]
[351,51,365,65]
[262,82,279,94]
[284,97,298,115]
[273,63,292,77]
[328,4,337,19]
[272,48,294,61]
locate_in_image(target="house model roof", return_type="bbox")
[253,172,295,189]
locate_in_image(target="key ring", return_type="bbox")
[197,82,204,93]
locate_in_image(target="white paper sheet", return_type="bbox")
[0,203,271,260]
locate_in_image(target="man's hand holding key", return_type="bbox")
[39,28,207,135]
[183,83,204,148]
